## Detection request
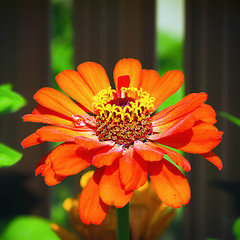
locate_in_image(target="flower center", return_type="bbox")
[92,86,155,148]
[108,96,135,108]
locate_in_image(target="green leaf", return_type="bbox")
[0,143,22,167]
[220,112,240,127]
[206,238,219,240]
[233,217,240,238]
[0,83,26,114]
[0,216,60,240]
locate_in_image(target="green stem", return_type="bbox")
[116,203,129,240]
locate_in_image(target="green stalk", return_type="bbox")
[116,203,129,240]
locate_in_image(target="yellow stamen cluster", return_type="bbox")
[92,87,155,122]
[93,87,155,148]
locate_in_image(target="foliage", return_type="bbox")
[220,112,240,127]
[0,83,26,115]
[156,32,185,112]
[0,83,26,168]
[157,32,184,76]
[233,217,240,240]
[51,0,73,79]
[0,216,60,240]
[0,143,22,167]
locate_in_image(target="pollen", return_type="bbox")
[93,86,155,148]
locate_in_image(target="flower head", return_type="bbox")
[22,58,223,225]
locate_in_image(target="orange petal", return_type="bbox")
[21,132,42,149]
[152,92,208,125]
[31,104,81,128]
[151,93,197,122]
[151,70,184,111]
[140,69,161,95]
[35,154,66,186]
[77,62,110,95]
[113,58,142,92]
[156,122,223,154]
[149,159,191,208]
[43,167,66,186]
[79,168,109,225]
[36,126,81,142]
[201,151,223,170]
[99,161,134,207]
[50,143,92,176]
[154,144,191,172]
[74,136,114,150]
[192,104,217,124]
[119,148,148,191]
[92,145,123,168]
[133,141,164,161]
[33,87,86,118]
[35,155,48,176]
[32,104,74,119]
[151,114,196,140]
[56,70,95,113]
[23,114,75,128]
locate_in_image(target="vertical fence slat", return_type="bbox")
[73,0,156,82]
[184,0,240,239]
[0,0,50,218]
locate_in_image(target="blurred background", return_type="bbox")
[0,0,240,239]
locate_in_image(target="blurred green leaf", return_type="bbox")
[220,112,240,127]
[0,83,26,114]
[51,0,73,79]
[0,216,60,240]
[0,143,22,167]
[233,217,240,239]
[157,32,184,76]
[156,32,185,113]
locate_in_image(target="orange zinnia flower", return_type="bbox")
[22,58,223,225]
